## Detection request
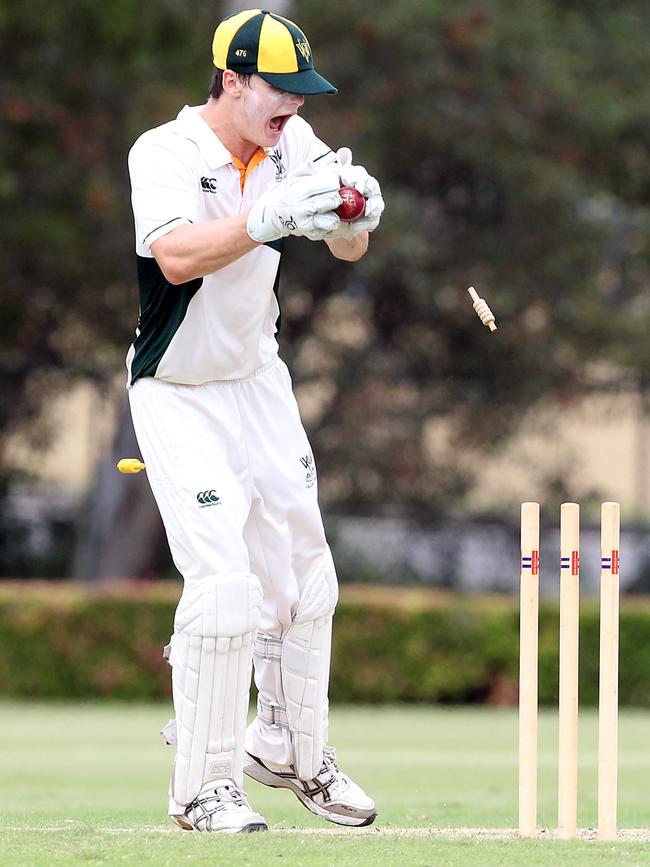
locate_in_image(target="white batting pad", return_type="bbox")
[169,572,262,806]
[281,549,339,779]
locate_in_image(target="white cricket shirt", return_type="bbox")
[126,105,330,385]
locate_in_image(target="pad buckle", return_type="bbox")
[269,703,281,727]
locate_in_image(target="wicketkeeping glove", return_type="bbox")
[247,168,342,243]
[305,147,385,240]
[336,147,384,234]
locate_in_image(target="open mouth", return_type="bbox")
[269,114,292,134]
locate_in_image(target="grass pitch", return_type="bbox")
[1,702,649,865]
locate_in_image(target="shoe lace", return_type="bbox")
[192,782,248,815]
[323,746,338,771]
[317,746,349,793]
[214,783,247,806]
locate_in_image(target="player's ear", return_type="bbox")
[221,69,242,97]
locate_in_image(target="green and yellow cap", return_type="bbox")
[212,9,337,95]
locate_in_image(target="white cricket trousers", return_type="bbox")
[128,357,332,768]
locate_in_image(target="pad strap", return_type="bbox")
[256,697,289,729]
[254,633,283,661]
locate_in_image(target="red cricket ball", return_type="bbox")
[335,186,366,222]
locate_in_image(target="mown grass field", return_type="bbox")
[2,702,649,865]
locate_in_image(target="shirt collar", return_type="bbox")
[175,105,232,170]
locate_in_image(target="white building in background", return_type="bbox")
[467,391,650,519]
[5,381,650,590]
[5,381,118,495]
[8,382,650,515]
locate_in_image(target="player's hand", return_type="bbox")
[277,162,347,240]
[247,171,342,243]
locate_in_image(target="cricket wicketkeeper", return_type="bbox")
[126,9,384,832]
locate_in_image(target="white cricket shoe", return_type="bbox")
[170,779,268,833]
[244,746,377,827]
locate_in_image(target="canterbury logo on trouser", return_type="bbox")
[196,490,220,506]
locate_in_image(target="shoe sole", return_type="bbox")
[171,815,268,833]
[244,754,377,828]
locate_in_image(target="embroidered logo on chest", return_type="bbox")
[201,176,218,194]
[299,452,317,489]
[268,149,287,182]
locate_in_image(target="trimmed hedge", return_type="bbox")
[1,582,650,705]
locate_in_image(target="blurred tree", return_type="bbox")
[286,0,650,517]
[0,1,216,438]
[0,0,218,577]
[1,0,650,576]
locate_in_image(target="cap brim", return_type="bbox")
[257,69,337,95]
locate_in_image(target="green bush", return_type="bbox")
[0,582,173,699]
[1,582,650,705]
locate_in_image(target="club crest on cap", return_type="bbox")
[296,40,311,62]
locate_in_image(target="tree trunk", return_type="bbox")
[73,394,169,581]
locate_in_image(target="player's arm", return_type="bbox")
[146,166,346,283]
[151,216,259,285]
[130,136,251,284]
[152,168,353,281]
[153,208,369,281]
